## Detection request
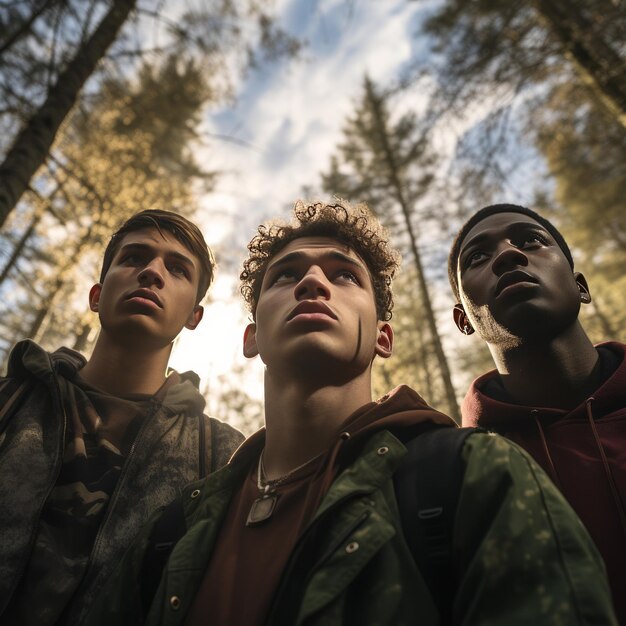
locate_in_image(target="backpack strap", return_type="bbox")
[139,496,187,615]
[393,426,482,624]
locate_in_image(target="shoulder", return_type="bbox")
[206,415,245,445]
[203,415,245,468]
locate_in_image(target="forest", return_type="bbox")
[1,0,624,431]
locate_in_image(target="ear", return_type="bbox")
[575,272,592,304]
[185,305,204,330]
[243,323,259,359]
[89,284,102,312]
[375,322,393,359]
[453,303,474,336]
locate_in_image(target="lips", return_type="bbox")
[125,288,163,308]
[287,301,337,321]
[495,270,539,298]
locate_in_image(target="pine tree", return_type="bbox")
[322,77,460,421]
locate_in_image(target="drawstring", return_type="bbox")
[0,380,31,426]
[532,409,563,491]
[585,398,626,539]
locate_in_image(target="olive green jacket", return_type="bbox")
[87,429,616,625]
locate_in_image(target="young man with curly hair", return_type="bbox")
[0,210,243,625]
[448,203,626,622]
[88,200,616,626]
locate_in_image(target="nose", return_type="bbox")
[491,243,528,276]
[294,266,331,301]
[137,259,165,289]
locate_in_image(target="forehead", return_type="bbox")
[115,227,197,263]
[269,236,367,267]
[460,212,542,250]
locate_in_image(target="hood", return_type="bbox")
[6,340,86,386]
[6,339,206,416]
[230,384,456,468]
[160,370,206,416]
[462,341,626,429]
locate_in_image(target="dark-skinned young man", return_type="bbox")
[0,210,243,625]
[87,200,615,626]
[449,203,626,622]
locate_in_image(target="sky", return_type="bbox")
[165,0,545,432]
[169,0,433,429]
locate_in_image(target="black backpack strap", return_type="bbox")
[139,496,187,615]
[393,426,481,624]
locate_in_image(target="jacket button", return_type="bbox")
[191,489,201,498]
[170,595,181,610]
[377,446,389,456]
[345,541,359,554]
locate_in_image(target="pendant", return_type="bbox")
[246,493,279,526]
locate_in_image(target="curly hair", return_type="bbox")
[241,200,400,320]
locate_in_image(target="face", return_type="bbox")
[243,237,393,380]
[90,227,204,347]
[454,213,588,345]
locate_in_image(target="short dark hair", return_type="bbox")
[240,199,400,320]
[448,204,574,301]
[100,209,215,303]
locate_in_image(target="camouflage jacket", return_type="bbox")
[85,427,616,625]
[0,340,244,625]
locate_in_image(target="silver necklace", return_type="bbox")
[245,449,321,527]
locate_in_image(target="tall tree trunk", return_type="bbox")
[27,216,101,341]
[532,0,626,129]
[72,320,95,353]
[365,80,460,421]
[0,208,45,287]
[0,0,137,229]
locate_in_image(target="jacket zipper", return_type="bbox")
[2,355,68,612]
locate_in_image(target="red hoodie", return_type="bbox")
[462,341,626,623]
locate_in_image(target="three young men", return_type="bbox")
[449,203,626,622]
[89,200,615,625]
[0,210,243,625]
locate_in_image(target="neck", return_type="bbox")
[261,371,373,480]
[490,321,599,409]
[79,330,172,396]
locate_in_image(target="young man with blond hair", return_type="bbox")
[0,210,243,625]
[88,201,615,626]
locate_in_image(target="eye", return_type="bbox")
[121,253,143,266]
[169,263,188,278]
[518,233,547,248]
[335,270,359,284]
[270,269,297,285]
[464,250,488,268]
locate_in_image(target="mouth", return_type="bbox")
[125,288,163,308]
[287,301,337,322]
[495,270,539,298]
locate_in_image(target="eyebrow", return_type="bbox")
[460,222,551,257]
[117,242,196,270]
[267,249,367,273]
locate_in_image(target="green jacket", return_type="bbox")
[0,340,244,625]
[87,424,615,625]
